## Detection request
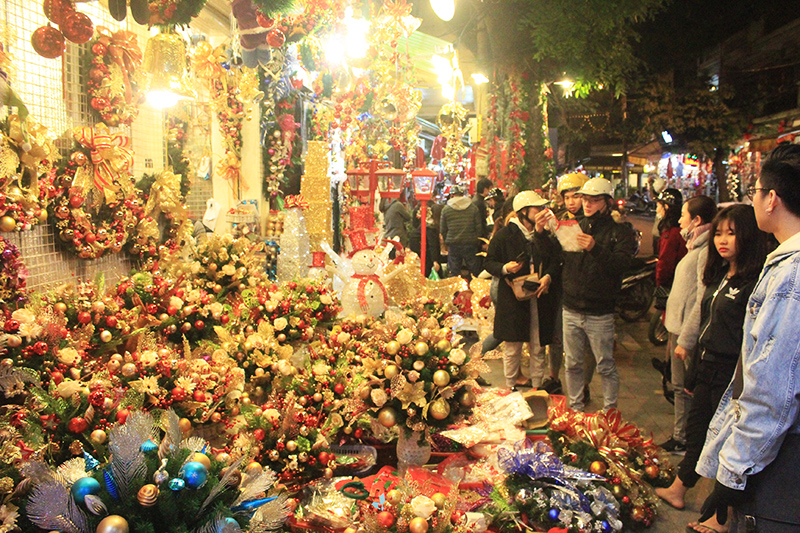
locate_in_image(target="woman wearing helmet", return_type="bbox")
[484,191,561,391]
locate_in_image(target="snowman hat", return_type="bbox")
[309,251,327,268]
[344,205,381,257]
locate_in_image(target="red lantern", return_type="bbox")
[43,0,74,26]
[266,29,285,48]
[59,11,94,44]
[31,25,65,59]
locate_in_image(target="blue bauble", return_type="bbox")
[601,521,612,533]
[548,508,560,521]
[168,478,186,491]
[217,518,240,533]
[71,477,101,503]
[179,461,209,489]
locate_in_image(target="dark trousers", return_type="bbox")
[446,243,481,278]
[678,357,738,487]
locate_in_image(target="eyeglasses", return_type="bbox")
[746,186,771,199]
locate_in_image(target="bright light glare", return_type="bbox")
[430,0,455,21]
[324,35,346,67]
[344,17,370,59]
[471,73,489,85]
[661,131,673,143]
[147,91,179,109]
[441,82,454,100]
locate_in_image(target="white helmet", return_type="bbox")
[578,177,613,197]
[512,190,548,212]
[652,177,667,194]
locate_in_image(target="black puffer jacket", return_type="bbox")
[485,221,561,343]
[560,211,636,315]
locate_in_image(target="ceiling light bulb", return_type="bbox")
[146,90,180,109]
[471,73,489,85]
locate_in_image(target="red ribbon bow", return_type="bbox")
[73,125,133,196]
[284,195,309,209]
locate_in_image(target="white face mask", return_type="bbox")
[680,220,697,241]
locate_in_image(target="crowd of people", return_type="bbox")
[380,144,800,532]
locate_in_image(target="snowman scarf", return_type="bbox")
[352,274,389,311]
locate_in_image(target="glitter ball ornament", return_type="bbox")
[59,11,93,44]
[266,29,285,48]
[43,0,74,25]
[31,25,66,58]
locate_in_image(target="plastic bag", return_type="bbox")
[554,219,584,252]
[429,268,440,281]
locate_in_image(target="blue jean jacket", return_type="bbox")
[696,232,800,490]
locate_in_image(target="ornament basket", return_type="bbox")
[226,199,259,224]
[328,444,379,474]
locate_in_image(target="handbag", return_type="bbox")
[653,285,670,310]
[506,273,540,301]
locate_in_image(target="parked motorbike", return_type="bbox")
[616,256,657,322]
[649,308,668,346]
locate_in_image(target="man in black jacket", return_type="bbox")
[554,178,636,411]
[485,191,561,390]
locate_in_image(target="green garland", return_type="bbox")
[252,0,296,16]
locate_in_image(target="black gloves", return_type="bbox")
[699,480,749,524]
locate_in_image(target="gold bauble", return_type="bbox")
[414,341,429,356]
[137,484,159,507]
[216,452,231,464]
[0,216,16,232]
[436,339,451,352]
[431,492,447,509]
[189,452,211,470]
[286,440,297,452]
[458,391,475,407]
[386,489,402,505]
[413,360,425,371]
[644,465,660,478]
[313,392,323,402]
[178,418,192,433]
[244,462,263,476]
[377,407,397,428]
[409,517,429,533]
[90,429,107,445]
[107,360,121,373]
[100,330,113,343]
[433,370,451,387]
[385,340,400,355]
[324,467,333,478]
[611,484,625,498]
[589,460,607,476]
[384,364,400,380]
[54,302,67,314]
[429,399,451,420]
[96,515,129,533]
[120,363,137,378]
[631,506,647,521]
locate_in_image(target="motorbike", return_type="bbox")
[616,256,657,322]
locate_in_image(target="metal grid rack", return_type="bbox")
[0,0,164,290]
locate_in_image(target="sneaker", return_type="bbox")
[659,438,686,454]
[583,385,591,403]
[540,377,562,394]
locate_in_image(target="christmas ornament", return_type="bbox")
[60,11,94,44]
[71,476,101,503]
[43,0,74,25]
[96,515,129,533]
[378,407,397,428]
[31,25,65,59]
[137,484,159,506]
[428,398,450,420]
[408,517,429,533]
[179,461,209,489]
[432,370,450,387]
[589,460,607,476]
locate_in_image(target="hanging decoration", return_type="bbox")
[33,0,93,59]
[45,126,140,260]
[0,114,57,231]
[0,236,27,308]
[192,42,261,194]
[484,75,528,188]
[437,100,469,176]
[82,28,143,128]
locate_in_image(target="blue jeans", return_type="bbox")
[563,308,619,411]
[446,243,481,278]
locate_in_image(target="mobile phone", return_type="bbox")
[522,279,541,291]
[515,251,528,263]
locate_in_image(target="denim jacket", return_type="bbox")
[696,231,800,490]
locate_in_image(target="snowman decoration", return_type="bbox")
[325,229,405,318]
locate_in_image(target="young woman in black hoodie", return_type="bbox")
[657,205,768,533]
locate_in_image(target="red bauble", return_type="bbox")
[90,97,108,111]
[60,11,93,44]
[253,429,265,441]
[171,387,186,401]
[89,68,105,82]
[91,42,107,56]
[334,383,345,395]
[266,29,285,48]
[376,511,395,528]
[69,195,84,208]
[193,390,206,402]
[77,311,92,324]
[31,25,65,59]
[43,0,74,26]
[67,416,89,434]
[257,13,276,28]
[116,409,129,424]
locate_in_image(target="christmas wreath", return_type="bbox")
[45,126,141,260]
[148,0,208,26]
[83,27,143,128]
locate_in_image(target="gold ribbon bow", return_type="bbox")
[192,41,226,80]
[144,170,183,217]
[216,151,244,190]
[103,28,142,103]
[72,124,134,203]
[7,114,56,193]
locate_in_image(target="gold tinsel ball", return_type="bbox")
[414,341,429,356]
[378,407,397,428]
[408,517,429,533]
[137,484,159,507]
[384,364,400,380]
[385,340,400,356]
[188,452,211,470]
[429,398,451,420]
[413,360,425,371]
[589,460,607,476]
[96,515,129,533]
[433,370,451,387]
